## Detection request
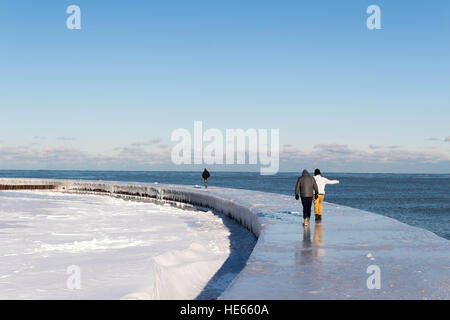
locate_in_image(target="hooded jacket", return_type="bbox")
[295,170,319,198]
[202,169,210,180]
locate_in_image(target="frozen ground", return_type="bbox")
[0,191,255,299]
[1,179,448,299]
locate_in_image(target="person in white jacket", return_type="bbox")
[313,169,339,222]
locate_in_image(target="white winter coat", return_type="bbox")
[313,175,339,194]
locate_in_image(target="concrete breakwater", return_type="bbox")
[0,178,449,299]
[0,185,57,190]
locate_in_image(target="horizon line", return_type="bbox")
[0,169,448,175]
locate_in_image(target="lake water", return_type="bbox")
[0,170,449,240]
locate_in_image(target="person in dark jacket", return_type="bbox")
[202,168,210,189]
[295,169,319,227]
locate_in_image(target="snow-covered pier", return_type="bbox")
[1,178,449,299]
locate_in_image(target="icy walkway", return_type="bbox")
[0,178,449,299]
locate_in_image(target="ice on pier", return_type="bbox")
[0,178,449,300]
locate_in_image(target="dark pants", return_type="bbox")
[301,197,313,220]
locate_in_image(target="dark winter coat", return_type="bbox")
[295,170,319,198]
[202,170,210,180]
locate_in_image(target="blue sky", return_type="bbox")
[0,0,449,172]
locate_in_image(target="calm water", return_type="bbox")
[0,170,449,240]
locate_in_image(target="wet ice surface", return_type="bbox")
[202,187,450,300]
[0,191,255,299]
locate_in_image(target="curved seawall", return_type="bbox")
[1,178,449,299]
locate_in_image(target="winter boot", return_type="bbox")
[303,218,310,227]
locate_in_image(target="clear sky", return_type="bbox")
[1,0,449,172]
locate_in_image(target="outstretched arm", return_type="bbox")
[324,177,339,185]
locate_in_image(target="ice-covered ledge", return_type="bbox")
[1,178,449,300]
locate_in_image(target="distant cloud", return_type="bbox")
[0,142,449,173]
[56,137,76,141]
[281,143,450,173]
[0,145,171,170]
[33,136,46,140]
[312,144,355,155]
[427,137,441,141]
[369,144,400,150]
[114,147,169,164]
[131,139,162,147]
[158,144,170,150]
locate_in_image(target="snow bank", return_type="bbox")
[0,189,253,299]
[123,243,226,300]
